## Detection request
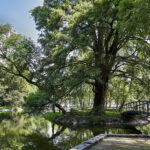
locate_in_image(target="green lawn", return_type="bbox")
[0,106,12,109]
[106,111,121,116]
[42,112,62,122]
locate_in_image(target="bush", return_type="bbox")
[24,91,49,108]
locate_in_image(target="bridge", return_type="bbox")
[123,100,150,117]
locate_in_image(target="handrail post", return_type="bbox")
[138,101,140,113]
[135,102,137,111]
[147,102,149,116]
[132,102,134,111]
[142,101,144,114]
[133,102,135,111]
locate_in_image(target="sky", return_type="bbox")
[0,0,44,42]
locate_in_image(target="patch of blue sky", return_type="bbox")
[0,0,44,42]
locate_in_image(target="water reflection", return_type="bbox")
[0,114,142,150]
[136,124,150,135]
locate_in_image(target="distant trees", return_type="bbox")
[0,25,36,106]
[0,68,35,106]
[107,68,150,111]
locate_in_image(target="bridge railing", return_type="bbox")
[124,100,150,116]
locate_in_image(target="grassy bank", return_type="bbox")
[0,106,12,109]
[42,112,62,122]
[42,110,121,123]
[67,109,121,117]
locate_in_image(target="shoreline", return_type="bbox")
[55,115,150,128]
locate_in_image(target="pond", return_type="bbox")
[0,113,147,150]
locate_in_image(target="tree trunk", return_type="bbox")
[116,101,119,109]
[48,99,66,114]
[109,101,112,108]
[119,100,126,112]
[105,99,107,109]
[79,98,82,110]
[92,75,108,114]
[54,103,66,114]
[52,105,56,113]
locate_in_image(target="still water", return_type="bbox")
[0,113,148,150]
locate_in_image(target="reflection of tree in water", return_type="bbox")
[23,125,94,150]
[0,115,51,150]
[0,113,13,122]
[137,124,150,135]
[51,128,94,150]
[23,125,66,150]
[0,115,70,150]
[50,126,141,150]
[90,126,141,136]
[0,114,143,150]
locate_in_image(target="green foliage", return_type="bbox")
[107,78,130,108]
[0,0,150,114]
[30,0,150,111]
[24,91,49,108]
[0,114,50,150]
[0,25,38,107]
[0,25,41,86]
[0,86,23,106]
[107,68,150,109]
[0,69,36,107]
[69,84,93,110]
[0,24,11,35]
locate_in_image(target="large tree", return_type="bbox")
[31,0,150,113]
[0,0,150,114]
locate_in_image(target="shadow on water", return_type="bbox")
[0,113,144,150]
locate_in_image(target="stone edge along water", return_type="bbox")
[69,134,150,150]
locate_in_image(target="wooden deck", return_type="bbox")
[89,137,150,150]
[70,134,150,150]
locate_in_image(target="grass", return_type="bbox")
[0,106,12,109]
[106,111,121,116]
[42,112,62,122]
[135,114,142,118]
[68,109,121,117]
[69,109,90,116]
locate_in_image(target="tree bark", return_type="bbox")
[92,73,109,114]
[91,27,118,115]
[119,100,126,112]
[39,99,67,114]
[54,102,66,114]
